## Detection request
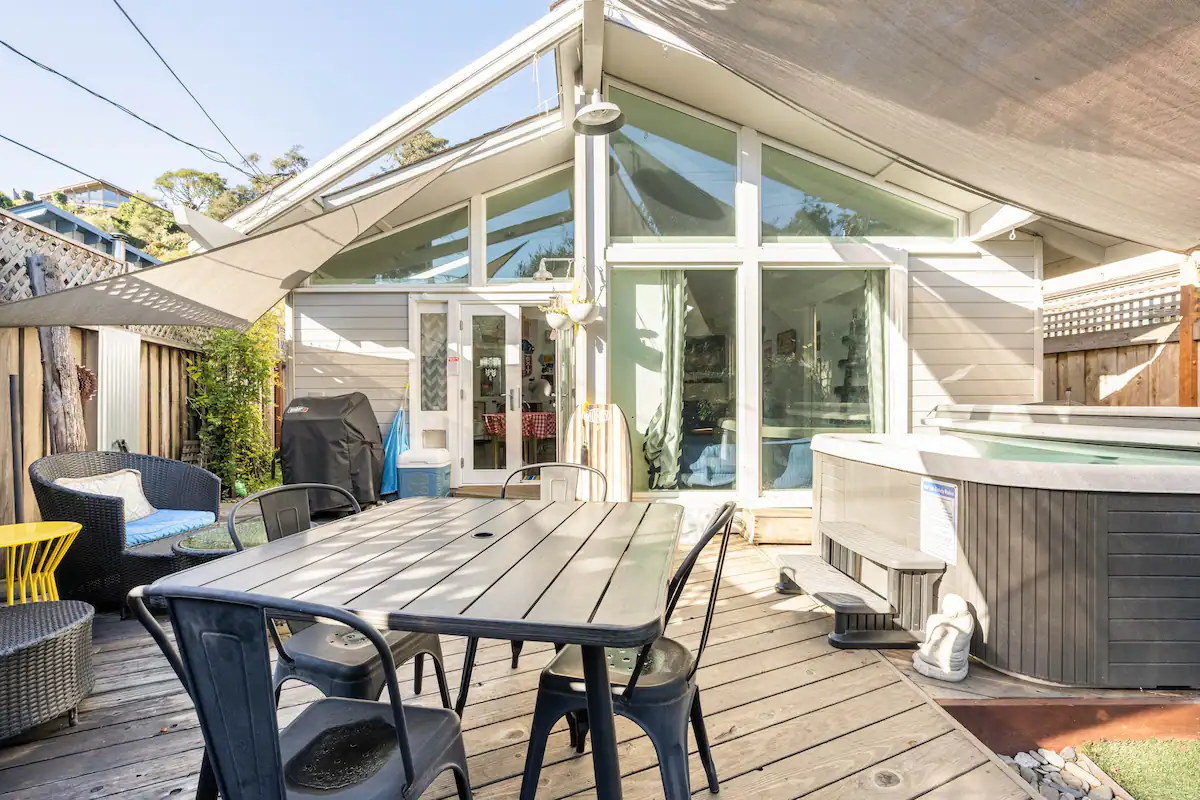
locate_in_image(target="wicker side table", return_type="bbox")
[0,600,95,739]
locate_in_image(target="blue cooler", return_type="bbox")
[396,448,452,498]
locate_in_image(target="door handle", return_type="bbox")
[509,389,516,411]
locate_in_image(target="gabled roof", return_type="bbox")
[10,202,161,265]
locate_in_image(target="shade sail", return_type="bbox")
[623,0,1200,251]
[0,139,482,329]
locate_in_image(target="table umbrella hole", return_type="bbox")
[472,531,495,539]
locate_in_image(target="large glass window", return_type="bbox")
[762,145,956,240]
[486,169,573,281]
[761,269,887,491]
[608,87,737,242]
[311,207,469,285]
[611,269,737,491]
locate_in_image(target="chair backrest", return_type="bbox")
[500,462,609,502]
[227,483,360,550]
[131,585,414,800]
[562,403,632,501]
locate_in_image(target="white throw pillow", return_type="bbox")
[55,468,157,522]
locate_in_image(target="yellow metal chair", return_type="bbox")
[0,522,82,604]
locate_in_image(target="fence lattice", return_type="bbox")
[1044,268,1181,340]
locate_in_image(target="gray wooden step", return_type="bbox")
[820,521,945,571]
[776,554,893,614]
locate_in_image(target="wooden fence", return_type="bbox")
[1042,264,1193,406]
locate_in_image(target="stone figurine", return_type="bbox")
[912,593,974,682]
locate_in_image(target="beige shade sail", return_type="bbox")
[0,138,486,330]
[623,0,1200,251]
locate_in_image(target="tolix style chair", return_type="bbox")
[519,501,737,800]
[228,484,452,708]
[130,586,471,800]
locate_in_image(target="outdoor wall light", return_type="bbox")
[573,89,625,135]
[534,257,573,281]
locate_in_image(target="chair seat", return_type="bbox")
[280,697,461,799]
[125,509,216,547]
[544,638,695,701]
[283,624,441,682]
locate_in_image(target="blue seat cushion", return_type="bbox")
[126,509,216,547]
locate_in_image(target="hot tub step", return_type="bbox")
[828,628,922,649]
[776,554,893,614]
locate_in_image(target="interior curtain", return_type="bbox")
[864,270,887,432]
[644,270,688,488]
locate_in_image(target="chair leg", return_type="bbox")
[67,706,79,727]
[453,765,473,800]
[520,697,572,800]
[646,724,692,800]
[510,640,524,669]
[413,652,425,695]
[456,637,479,717]
[691,692,719,793]
[431,651,453,709]
[195,750,219,800]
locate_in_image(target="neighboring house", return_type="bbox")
[199,1,1175,518]
[39,178,135,209]
[9,201,160,268]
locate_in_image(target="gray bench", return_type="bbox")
[777,521,945,649]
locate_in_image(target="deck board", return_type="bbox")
[0,537,1030,799]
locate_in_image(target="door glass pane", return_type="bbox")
[486,169,574,281]
[520,309,557,465]
[312,207,469,285]
[761,269,886,491]
[762,145,956,240]
[611,269,737,491]
[608,87,737,242]
[419,312,448,412]
[472,315,507,470]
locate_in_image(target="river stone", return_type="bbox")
[1015,751,1041,769]
[1064,762,1102,788]
[1040,748,1067,768]
[1001,754,1017,767]
[1088,789,1114,800]
[1061,746,1077,761]
[1020,766,1038,784]
[1039,786,1061,799]
[1029,749,1049,765]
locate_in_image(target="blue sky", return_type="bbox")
[0,0,555,198]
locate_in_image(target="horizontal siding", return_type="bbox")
[908,243,1039,427]
[293,293,411,433]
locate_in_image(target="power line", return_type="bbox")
[109,0,262,177]
[0,38,256,180]
[0,132,162,210]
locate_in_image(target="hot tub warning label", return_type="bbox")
[920,479,958,566]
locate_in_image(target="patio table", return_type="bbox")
[150,495,684,799]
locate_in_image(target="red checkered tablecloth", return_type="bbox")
[482,412,557,438]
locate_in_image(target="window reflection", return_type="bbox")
[608,87,736,242]
[486,169,573,281]
[312,207,469,285]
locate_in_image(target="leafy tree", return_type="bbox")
[0,192,11,210]
[187,306,283,495]
[50,191,68,207]
[207,184,258,222]
[154,168,228,211]
[18,189,34,202]
[380,130,448,172]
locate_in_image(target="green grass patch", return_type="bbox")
[1082,739,1200,800]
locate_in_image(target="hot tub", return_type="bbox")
[812,405,1200,689]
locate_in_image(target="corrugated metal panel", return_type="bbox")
[97,327,141,451]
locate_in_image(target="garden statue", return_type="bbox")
[912,593,974,682]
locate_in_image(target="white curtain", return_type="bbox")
[864,270,888,432]
[644,270,688,488]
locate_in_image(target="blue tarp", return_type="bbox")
[380,409,409,496]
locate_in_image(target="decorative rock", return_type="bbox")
[1015,751,1041,769]
[1029,749,1049,765]
[1040,748,1066,768]
[912,594,974,681]
[1061,746,1077,762]
[1040,786,1060,799]
[1020,766,1038,784]
[1061,773,1086,791]
[1000,754,1017,767]
[1063,762,1102,789]
[1088,788,1114,800]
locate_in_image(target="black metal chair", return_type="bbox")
[494,463,609,676]
[519,501,737,800]
[228,484,452,708]
[130,586,472,800]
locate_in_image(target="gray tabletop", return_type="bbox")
[151,496,685,648]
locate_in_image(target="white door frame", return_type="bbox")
[459,302,522,485]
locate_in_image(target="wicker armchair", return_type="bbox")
[30,452,221,611]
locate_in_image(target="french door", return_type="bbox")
[460,303,521,485]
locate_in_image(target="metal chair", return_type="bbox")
[130,586,471,800]
[497,463,608,673]
[228,484,452,708]
[519,502,737,800]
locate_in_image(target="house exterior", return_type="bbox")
[39,178,135,209]
[9,201,160,268]
[206,1,1172,524]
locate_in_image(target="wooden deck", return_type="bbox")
[0,538,1032,799]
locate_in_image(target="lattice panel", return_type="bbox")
[1044,268,1181,339]
[0,210,211,347]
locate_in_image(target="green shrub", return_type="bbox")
[188,307,282,496]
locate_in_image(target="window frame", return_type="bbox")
[481,163,576,283]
